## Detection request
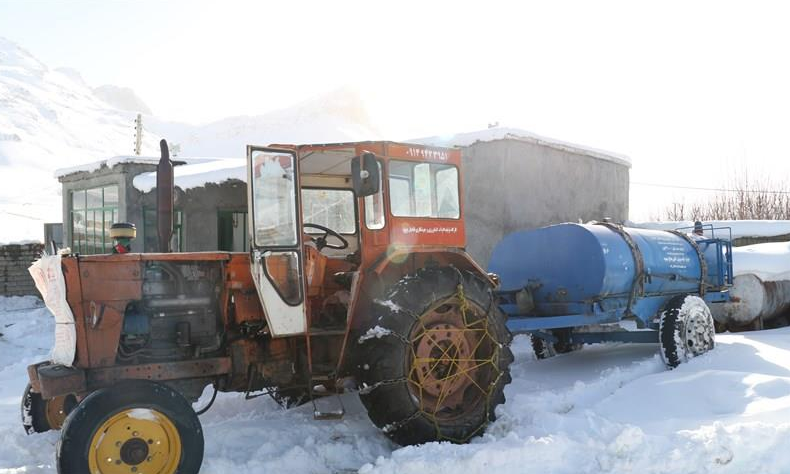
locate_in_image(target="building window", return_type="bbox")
[143,208,184,252]
[70,185,118,254]
[218,210,248,252]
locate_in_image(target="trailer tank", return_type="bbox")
[490,222,732,329]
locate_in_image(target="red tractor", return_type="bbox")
[23,141,513,474]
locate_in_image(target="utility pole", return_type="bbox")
[134,114,143,155]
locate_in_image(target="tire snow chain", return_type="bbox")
[381,409,423,434]
[358,376,408,395]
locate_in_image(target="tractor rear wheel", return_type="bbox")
[21,384,77,434]
[357,267,513,445]
[659,295,715,368]
[57,380,203,474]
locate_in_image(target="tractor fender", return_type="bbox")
[369,246,493,287]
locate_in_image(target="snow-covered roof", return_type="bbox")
[54,156,162,178]
[630,220,790,240]
[733,241,790,281]
[410,127,632,168]
[53,155,228,180]
[133,157,245,193]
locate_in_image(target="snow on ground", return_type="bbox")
[2,297,790,473]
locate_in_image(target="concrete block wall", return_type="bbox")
[0,243,44,296]
[462,139,630,267]
[733,234,790,247]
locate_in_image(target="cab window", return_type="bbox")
[251,151,298,247]
[389,160,460,219]
[302,188,356,234]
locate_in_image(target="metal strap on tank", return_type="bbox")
[667,230,707,296]
[594,222,645,316]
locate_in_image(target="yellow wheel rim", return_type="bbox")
[88,408,181,474]
[44,396,69,429]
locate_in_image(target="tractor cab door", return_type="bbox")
[247,146,306,337]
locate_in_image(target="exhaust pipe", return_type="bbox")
[157,139,174,253]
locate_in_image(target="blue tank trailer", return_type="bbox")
[488,222,733,367]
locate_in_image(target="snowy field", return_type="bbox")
[2,296,790,473]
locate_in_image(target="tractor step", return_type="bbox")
[311,392,345,420]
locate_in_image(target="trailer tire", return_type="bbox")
[659,295,715,369]
[531,329,581,359]
[21,384,77,434]
[357,266,513,445]
[57,380,203,474]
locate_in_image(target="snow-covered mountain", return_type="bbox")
[0,36,162,243]
[93,84,153,115]
[148,85,383,158]
[0,36,381,243]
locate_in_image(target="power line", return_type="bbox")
[630,181,790,195]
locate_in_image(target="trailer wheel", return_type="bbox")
[57,380,203,474]
[357,267,513,445]
[531,329,581,360]
[659,295,715,369]
[21,384,77,434]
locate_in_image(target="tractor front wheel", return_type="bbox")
[57,380,203,474]
[357,267,513,445]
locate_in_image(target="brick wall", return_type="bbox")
[0,243,44,296]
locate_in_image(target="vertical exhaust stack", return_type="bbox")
[157,139,174,253]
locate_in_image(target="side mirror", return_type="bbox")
[351,151,380,197]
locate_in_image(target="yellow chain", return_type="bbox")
[406,284,502,443]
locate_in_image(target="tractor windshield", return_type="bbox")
[302,188,356,234]
[389,160,460,219]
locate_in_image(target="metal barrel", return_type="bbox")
[710,274,790,326]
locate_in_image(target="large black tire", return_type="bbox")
[57,380,204,474]
[659,294,715,368]
[21,384,77,434]
[357,266,513,445]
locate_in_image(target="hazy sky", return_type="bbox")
[2,0,790,219]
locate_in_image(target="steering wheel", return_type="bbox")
[303,223,349,251]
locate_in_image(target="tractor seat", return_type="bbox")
[332,272,354,290]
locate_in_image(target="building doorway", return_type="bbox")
[218,210,248,252]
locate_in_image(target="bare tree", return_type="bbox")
[657,174,790,220]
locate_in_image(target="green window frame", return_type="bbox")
[70,185,119,254]
[143,208,184,252]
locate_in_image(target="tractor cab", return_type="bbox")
[246,141,468,340]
